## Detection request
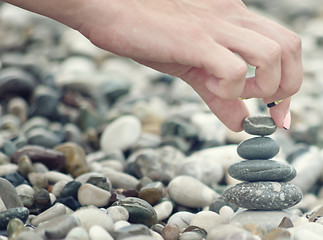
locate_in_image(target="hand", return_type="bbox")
[3,0,303,131]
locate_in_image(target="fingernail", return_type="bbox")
[283,111,291,130]
[238,97,250,100]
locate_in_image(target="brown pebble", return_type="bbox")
[11,145,66,170]
[278,216,293,228]
[162,224,180,240]
[264,228,291,240]
[54,142,89,177]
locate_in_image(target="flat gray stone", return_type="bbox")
[228,160,297,182]
[0,177,23,209]
[242,116,277,136]
[237,137,280,160]
[222,182,302,210]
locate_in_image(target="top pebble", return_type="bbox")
[242,116,277,136]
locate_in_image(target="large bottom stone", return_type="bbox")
[222,182,302,210]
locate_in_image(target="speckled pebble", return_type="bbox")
[0,207,29,230]
[223,181,302,210]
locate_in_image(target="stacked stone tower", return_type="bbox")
[223,116,302,210]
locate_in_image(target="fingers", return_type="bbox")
[239,12,303,103]
[268,97,291,129]
[181,67,250,132]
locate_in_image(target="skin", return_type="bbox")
[2,0,303,131]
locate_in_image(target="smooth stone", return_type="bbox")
[99,78,131,104]
[161,116,198,139]
[291,146,323,193]
[114,220,131,231]
[100,115,142,151]
[167,211,195,229]
[231,210,299,232]
[6,218,24,238]
[219,206,235,224]
[86,176,111,192]
[263,228,291,240]
[106,206,129,223]
[65,226,90,240]
[26,128,61,148]
[154,200,173,222]
[89,225,114,240]
[176,155,224,187]
[237,137,280,160]
[183,226,207,239]
[21,117,49,134]
[28,85,60,118]
[209,198,238,214]
[0,164,18,176]
[11,145,66,170]
[102,168,139,190]
[223,182,303,210]
[27,172,49,189]
[242,116,277,136]
[151,223,164,235]
[122,236,155,240]
[180,232,203,240]
[289,222,323,240]
[31,203,66,226]
[2,172,26,187]
[15,184,35,208]
[36,214,80,239]
[54,142,89,178]
[0,67,35,100]
[78,183,111,207]
[167,176,219,208]
[126,146,185,184]
[51,180,68,197]
[161,224,180,240]
[228,160,297,182]
[7,97,28,123]
[17,155,34,177]
[138,182,164,205]
[16,231,43,240]
[207,224,257,240]
[0,207,29,230]
[278,216,294,228]
[44,171,73,183]
[72,207,114,232]
[74,172,106,184]
[56,196,81,211]
[112,197,157,227]
[0,177,23,208]
[189,211,224,234]
[59,180,82,199]
[34,189,51,211]
[113,224,151,240]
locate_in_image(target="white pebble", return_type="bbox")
[154,200,173,221]
[65,226,89,240]
[219,206,234,223]
[114,220,131,230]
[106,206,129,222]
[167,211,195,229]
[100,115,142,151]
[45,171,73,184]
[51,180,68,197]
[190,211,223,233]
[168,176,219,208]
[89,225,114,240]
[78,184,111,207]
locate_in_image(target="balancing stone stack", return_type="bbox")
[222,116,303,210]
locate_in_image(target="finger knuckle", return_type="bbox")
[264,42,282,64]
[285,32,302,55]
[226,61,248,81]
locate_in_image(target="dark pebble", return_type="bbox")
[59,181,82,199]
[228,160,297,182]
[0,207,29,230]
[11,145,66,170]
[237,137,280,160]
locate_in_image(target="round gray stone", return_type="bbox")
[237,137,280,160]
[228,160,297,182]
[222,182,302,210]
[112,197,157,227]
[242,116,277,136]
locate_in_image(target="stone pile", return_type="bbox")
[223,116,303,210]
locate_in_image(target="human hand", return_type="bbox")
[4,0,302,131]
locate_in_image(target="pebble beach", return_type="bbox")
[0,1,323,239]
